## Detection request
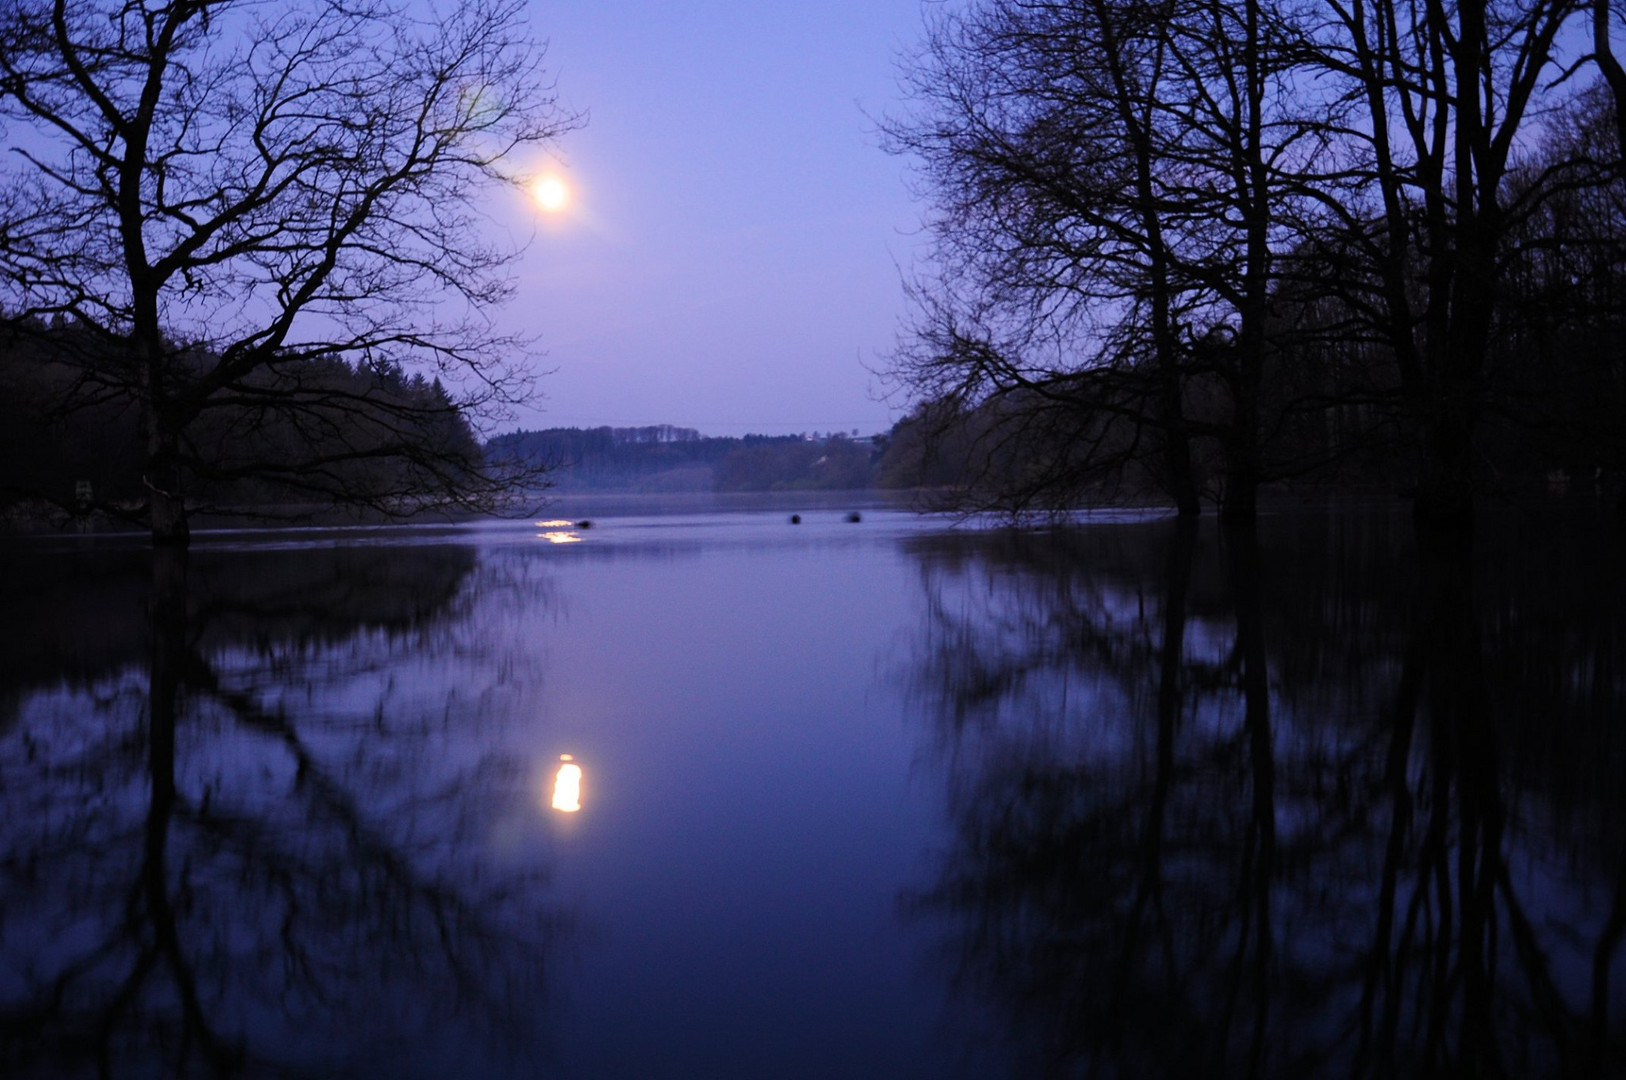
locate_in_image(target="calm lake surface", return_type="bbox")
[2,502,1623,1078]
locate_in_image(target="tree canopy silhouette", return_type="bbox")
[0,0,578,542]
[886,0,1623,522]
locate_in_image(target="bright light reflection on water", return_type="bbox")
[538,531,583,545]
[551,758,582,812]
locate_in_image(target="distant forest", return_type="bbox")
[0,318,484,529]
[0,317,911,522]
[486,426,889,493]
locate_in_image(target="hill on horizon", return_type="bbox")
[486,425,885,493]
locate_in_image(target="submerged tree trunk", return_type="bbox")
[146,419,190,547]
[1413,393,1478,530]
[1414,517,1505,1074]
[142,342,191,546]
[142,546,235,1064]
[1222,402,1261,525]
[1156,342,1203,518]
[1225,518,1276,1072]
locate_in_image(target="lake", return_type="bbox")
[2,502,1623,1078]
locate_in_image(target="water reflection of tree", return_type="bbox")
[0,543,564,1078]
[903,515,1626,1078]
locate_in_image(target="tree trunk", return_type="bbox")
[1223,346,1264,526]
[1412,383,1477,531]
[1222,440,1260,524]
[1089,0,1201,517]
[1159,371,1203,517]
[1220,0,1271,529]
[1226,518,1276,1073]
[143,548,237,1066]
[1150,226,1201,517]
[146,417,191,547]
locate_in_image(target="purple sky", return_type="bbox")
[491,1,929,438]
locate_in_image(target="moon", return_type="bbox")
[531,174,570,213]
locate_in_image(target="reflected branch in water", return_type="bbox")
[0,543,567,1078]
[902,513,1626,1078]
[1597,849,1626,1065]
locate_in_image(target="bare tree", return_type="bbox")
[0,0,578,543]
[1593,0,1626,157]
[1315,0,1579,525]
[886,0,1206,516]
[889,0,1626,523]
[884,0,1336,521]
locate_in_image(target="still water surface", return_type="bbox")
[1,505,1622,1077]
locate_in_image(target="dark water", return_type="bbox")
[1,507,1623,1078]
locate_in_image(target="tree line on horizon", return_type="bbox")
[0,390,908,519]
[486,426,886,494]
[0,316,491,529]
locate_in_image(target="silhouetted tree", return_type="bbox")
[884,0,1340,520]
[889,0,1621,521]
[0,0,577,543]
[1313,0,1580,526]
[1593,0,1626,158]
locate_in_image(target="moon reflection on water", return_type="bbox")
[551,756,583,813]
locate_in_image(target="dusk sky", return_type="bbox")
[384,1,1595,443]
[492,0,931,438]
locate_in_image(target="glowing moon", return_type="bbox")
[531,175,570,213]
